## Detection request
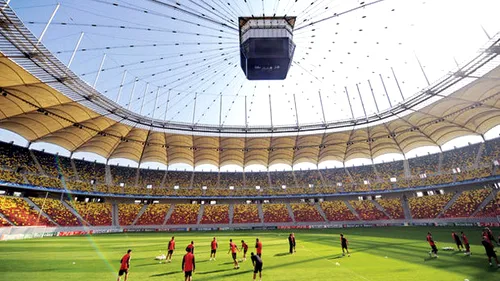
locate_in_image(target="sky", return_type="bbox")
[1,0,500,171]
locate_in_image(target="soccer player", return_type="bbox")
[228,239,240,269]
[186,241,195,254]
[210,237,218,261]
[117,249,132,281]
[291,233,296,253]
[255,238,263,257]
[451,231,463,251]
[251,252,263,281]
[241,240,249,261]
[182,247,196,281]
[461,231,471,255]
[481,235,500,267]
[340,234,350,257]
[288,234,294,254]
[483,227,498,246]
[166,236,175,263]
[427,232,438,258]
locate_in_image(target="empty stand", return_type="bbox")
[233,204,260,223]
[69,201,112,226]
[408,193,454,219]
[166,204,200,225]
[350,200,389,220]
[377,198,405,219]
[262,203,292,223]
[290,203,324,222]
[320,201,357,221]
[200,204,229,224]
[118,203,143,226]
[0,196,54,226]
[31,197,82,226]
[136,204,170,225]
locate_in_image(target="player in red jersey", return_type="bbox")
[227,239,240,269]
[166,236,175,263]
[210,237,218,261]
[461,231,471,255]
[481,235,500,267]
[427,232,438,258]
[117,249,132,281]
[186,241,195,254]
[182,247,196,281]
[483,227,498,246]
[255,238,263,257]
[241,240,249,261]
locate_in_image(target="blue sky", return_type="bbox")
[1,0,500,171]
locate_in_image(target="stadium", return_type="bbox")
[0,0,500,280]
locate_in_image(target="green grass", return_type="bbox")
[0,227,499,281]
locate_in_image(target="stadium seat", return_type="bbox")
[294,170,323,188]
[0,196,55,226]
[110,165,136,187]
[31,197,82,226]
[200,204,229,224]
[473,192,500,218]
[193,172,218,188]
[349,200,389,220]
[290,203,324,222]
[118,203,143,226]
[0,216,12,227]
[136,204,170,225]
[219,172,244,189]
[68,201,112,226]
[320,201,357,221]
[233,204,260,223]
[166,204,200,225]
[138,169,165,188]
[164,171,192,188]
[262,204,292,223]
[408,193,453,219]
[443,189,491,218]
[377,198,405,219]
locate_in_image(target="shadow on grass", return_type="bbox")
[423,256,439,262]
[274,252,290,257]
[136,263,159,267]
[197,268,234,275]
[328,254,345,260]
[150,270,181,277]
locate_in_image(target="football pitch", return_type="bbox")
[0,227,499,281]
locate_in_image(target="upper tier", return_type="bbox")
[0,137,498,197]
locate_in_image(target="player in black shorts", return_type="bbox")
[117,249,132,281]
[451,231,463,251]
[241,240,249,261]
[482,235,500,267]
[340,234,350,257]
[251,252,263,281]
